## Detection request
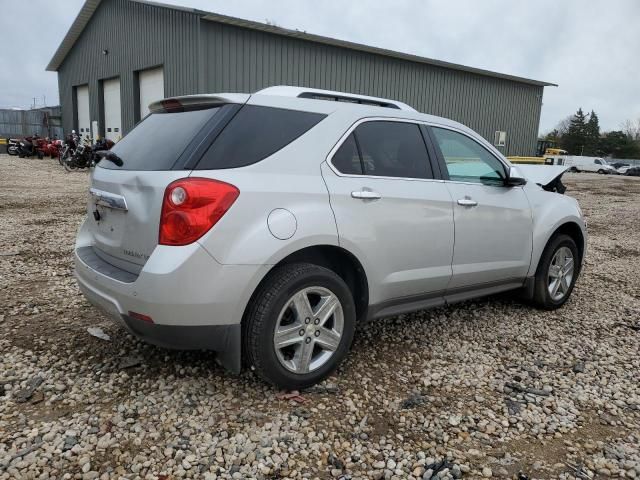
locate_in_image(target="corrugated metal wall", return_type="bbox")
[200,21,543,156]
[57,0,200,136]
[57,0,544,156]
[0,107,63,139]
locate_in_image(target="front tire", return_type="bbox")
[244,263,356,389]
[532,234,579,309]
[597,169,605,174]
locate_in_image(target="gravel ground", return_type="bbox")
[1,154,639,480]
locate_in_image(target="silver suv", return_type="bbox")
[75,86,586,389]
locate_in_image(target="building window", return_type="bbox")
[494,131,507,147]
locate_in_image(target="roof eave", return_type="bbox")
[46,0,557,88]
[47,0,103,71]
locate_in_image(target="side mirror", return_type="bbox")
[505,166,527,187]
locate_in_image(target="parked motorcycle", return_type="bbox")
[41,137,62,159]
[7,138,20,155]
[63,136,114,171]
[16,135,45,159]
[59,132,79,166]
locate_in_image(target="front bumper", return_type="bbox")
[74,238,269,372]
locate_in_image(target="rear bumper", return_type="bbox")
[74,230,270,371]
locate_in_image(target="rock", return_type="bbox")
[448,415,462,426]
[119,355,143,369]
[401,393,426,409]
[13,376,43,403]
[422,469,434,480]
[87,327,110,341]
[482,467,493,477]
[573,361,586,373]
[373,461,386,470]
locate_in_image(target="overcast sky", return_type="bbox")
[1,0,638,133]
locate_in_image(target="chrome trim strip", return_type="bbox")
[89,188,128,211]
[325,117,511,184]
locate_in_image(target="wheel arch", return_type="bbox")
[242,244,370,326]
[534,220,586,276]
[552,222,585,266]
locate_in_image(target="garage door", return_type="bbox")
[103,78,122,142]
[139,67,164,119]
[76,85,91,138]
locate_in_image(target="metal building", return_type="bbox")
[46,0,555,155]
[0,106,63,140]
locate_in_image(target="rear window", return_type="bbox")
[101,107,219,170]
[194,105,326,170]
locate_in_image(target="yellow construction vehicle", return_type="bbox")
[507,140,568,165]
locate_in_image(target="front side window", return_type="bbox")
[431,127,506,185]
[332,121,433,179]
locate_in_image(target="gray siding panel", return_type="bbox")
[201,18,543,154]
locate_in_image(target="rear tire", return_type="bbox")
[597,169,605,174]
[243,263,356,389]
[63,159,78,172]
[532,234,579,310]
[569,167,577,173]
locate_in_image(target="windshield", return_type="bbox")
[100,107,220,170]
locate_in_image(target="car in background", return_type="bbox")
[611,161,630,169]
[625,166,640,176]
[565,157,617,174]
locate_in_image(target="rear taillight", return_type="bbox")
[159,178,239,246]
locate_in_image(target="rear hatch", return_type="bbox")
[86,96,246,274]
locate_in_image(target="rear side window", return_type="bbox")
[102,107,219,170]
[332,134,362,175]
[195,105,326,170]
[332,121,433,179]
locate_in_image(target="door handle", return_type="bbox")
[457,198,478,207]
[351,190,382,200]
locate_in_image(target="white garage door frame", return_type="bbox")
[102,77,122,142]
[138,67,165,120]
[76,84,91,138]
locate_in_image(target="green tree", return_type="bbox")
[583,110,600,156]
[561,108,587,154]
[599,131,640,159]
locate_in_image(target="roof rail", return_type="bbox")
[256,86,417,111]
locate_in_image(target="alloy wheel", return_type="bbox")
[547,246,575,301]
[273,286,344,374]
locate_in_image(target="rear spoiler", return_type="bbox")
[148,93,250,113]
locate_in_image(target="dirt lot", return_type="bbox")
[1,155,639,480]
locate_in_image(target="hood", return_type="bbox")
[517,165,569,186]
[516,165,569,193]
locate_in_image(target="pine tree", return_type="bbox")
[562,108,587,155]
[584,110,600,155]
